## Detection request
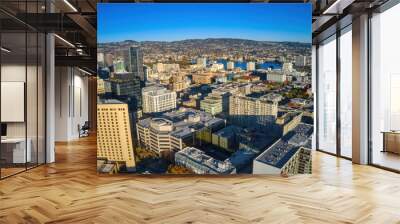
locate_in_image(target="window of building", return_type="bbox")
[370,3,400,171]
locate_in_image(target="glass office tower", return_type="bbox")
[129,47,145,82]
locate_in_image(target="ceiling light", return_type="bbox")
[63,0,78,12]
[1,47,11,53]
[54,34,75,48]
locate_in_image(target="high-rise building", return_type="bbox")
[274,111,303,136]
[196,57,207,68]
[114,58,126,73]
[170,74,189,92]
[282,62,293,74]
[97,100,136,171]
[253,123,313,175]
[200,94,223,115]
[143,65,151,81]
[229,93,281,128]
[142,86,177,113]
[136,108,225,159]
[129,46,145,81]
[110,73,142,110]
[295,55,307,67]
[97,52,105,66]
[97,79,111,95]
[105,53,114,67]
[246,62,256,71]
[267,71,287,82]
[227,61,235,70]
[211,125,243,152]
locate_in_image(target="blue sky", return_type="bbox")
[98,3,311,43]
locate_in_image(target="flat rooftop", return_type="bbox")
[255,140,298,168]
[138,108,225,139]
[213,125,243,138]
[177,147,235,174]
[255,123,313,169]
[98,99,126,105]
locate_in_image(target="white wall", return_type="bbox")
[55,67,89,141]
[1,63,46,164]
[253,160,281,174]
[1,65,26,139]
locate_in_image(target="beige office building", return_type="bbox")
[97,101,136,170]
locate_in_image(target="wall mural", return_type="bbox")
[96,3,313,175]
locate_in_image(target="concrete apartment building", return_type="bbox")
[253,123,313,175]
[267,71,287,82]
[142,86,177,113]
[253,144,312,175]
[295,55,307,67]
[275,111,303,136]
[200,94,223,115]
[229,93,282,128]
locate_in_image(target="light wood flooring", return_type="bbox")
[372,150,400,171]
[0,135,400,224]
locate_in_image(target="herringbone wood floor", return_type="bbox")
[1,135,400,224]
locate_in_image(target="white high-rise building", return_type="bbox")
[295,56,307,67]
[282,62,293,74]
[246,62,256,71]
[142,86,177,113]
[227,61,235,70]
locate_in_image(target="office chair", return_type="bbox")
[79,121,90,138]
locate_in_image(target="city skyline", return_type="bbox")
[97,3,313,175]
[98,3,312,43]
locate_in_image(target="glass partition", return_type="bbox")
[1,31,28,177]
[0,1,46,179]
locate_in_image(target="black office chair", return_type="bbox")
[79,121,90,138]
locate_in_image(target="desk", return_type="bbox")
[1,138,31,163]
[382,131,400,154]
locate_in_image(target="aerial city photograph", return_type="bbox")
[96,3,313,175]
